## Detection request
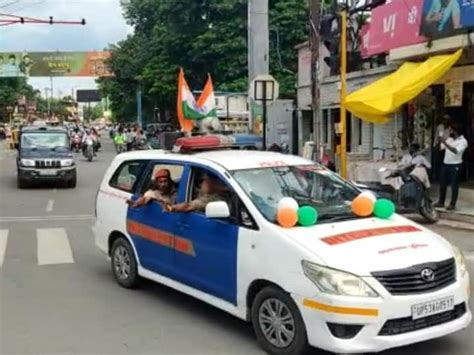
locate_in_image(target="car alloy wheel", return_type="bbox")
[258,298,296,348]
[113,245,131,281]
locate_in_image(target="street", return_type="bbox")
[0,139,473,355]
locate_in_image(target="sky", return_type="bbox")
[0,0,132,98]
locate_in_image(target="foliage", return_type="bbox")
[99,0,308,121]
[0,77,38,121]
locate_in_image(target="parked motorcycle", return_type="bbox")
[353,164,438,223]
[83,138,95,162]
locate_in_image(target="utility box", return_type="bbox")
[265,99,296,154]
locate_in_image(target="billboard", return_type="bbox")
[0,51,112,78]
[76,89,101,103]
[420,0,474,38]
[361,0,427,58]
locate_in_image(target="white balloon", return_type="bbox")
[278,197,299,211]
[359,191,377,203]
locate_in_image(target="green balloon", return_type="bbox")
[298,206,318,226]
[374,199,396,219]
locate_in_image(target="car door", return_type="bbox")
[172,165,244,305]
[126,161,185,278]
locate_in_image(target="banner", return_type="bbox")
[444,80,463,106]
[361,0,426,58]
[420,0,474,38]
[0,51,112,77]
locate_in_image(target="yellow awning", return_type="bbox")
[345,49,462,124]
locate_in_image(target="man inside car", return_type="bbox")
[126,169,177,208]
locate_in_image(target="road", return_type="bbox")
[0,138,472,355]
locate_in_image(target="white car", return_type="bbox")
[94,148,471,354]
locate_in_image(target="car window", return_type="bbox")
[109,160,147,193]
[140,163,184,195]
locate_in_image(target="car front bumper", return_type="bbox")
[294,273,471,353]
[18,166,76,182]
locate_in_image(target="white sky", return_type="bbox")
[0,0,132,98]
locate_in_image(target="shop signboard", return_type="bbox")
[0,51,112,77]
[420,0,474,38]
[361,0,427,58]
[444,80,463,106]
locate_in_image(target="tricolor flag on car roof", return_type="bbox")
[177,68,218,132]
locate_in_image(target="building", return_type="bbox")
[297,0,474,184]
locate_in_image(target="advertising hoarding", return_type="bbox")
[420,0,474,38]
[0,51,112,77]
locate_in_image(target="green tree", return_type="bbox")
[0,77,37,121]
[99,0,308,120]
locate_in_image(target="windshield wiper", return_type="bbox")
[319,213,355,223]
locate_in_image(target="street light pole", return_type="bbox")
[339,9,348,179]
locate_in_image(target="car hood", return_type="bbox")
[284,215,453,276]
[20,148,72,159]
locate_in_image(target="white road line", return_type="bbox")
[0,215,95,223]
[0,230,8,268]
[46,200,54,213]
[37,228,74,266]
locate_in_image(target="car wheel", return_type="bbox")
[68,175,77,188]
[111,238,140,288]
[251,287,309,355]
[17,177,28,189]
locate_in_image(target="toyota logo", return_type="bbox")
[421,268,435,282]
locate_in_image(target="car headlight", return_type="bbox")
[60,159,74,167]
[20,159,35,167]
[302,260,379,297]
[452,244,468,278]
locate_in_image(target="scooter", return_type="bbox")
[83,139,95,162]
[353,164,438,223]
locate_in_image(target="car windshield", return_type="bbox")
[21,133,68,149]
[232,164,360,223]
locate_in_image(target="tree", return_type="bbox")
[99,0,308,121]
[0,77,37,121]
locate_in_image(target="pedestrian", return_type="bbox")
[434,124,468,210]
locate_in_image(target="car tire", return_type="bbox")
[251,286,309,355]
[17,177,28,189]
[68,175,77,188]
[111,238,140,289]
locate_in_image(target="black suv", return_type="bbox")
[16,126,77,188]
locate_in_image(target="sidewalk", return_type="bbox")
[431,183,474,226]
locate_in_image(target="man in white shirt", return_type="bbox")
[434,124,468,210]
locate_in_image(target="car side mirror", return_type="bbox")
[205,201,230,219]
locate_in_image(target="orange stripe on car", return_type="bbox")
[322,225,421,245]
[127,220,195,257]
[303,299,379,317]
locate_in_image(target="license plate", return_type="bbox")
[411,296,454,320]
[40,170,57,176]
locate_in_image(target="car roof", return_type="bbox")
[21,126,67,133]
[117,149,313,171]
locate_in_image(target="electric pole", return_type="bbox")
[309,0,321,161]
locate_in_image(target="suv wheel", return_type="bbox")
[17,177,28,189]
[68,174,77,188]
[251,287,309,355]
[111,238,140,288]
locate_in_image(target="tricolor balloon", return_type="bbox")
[374,199,396,219]
[351,194,374,217]
[276,197,319,227]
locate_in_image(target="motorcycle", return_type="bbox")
[83,138,95,162]
[71,134,82,153]
[353,164,438,223]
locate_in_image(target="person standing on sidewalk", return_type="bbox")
[435,124,468,210]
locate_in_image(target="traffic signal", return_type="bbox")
[321,14,341,76]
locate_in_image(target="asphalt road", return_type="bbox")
[0,138,473,355]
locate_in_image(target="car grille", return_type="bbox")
[35,160,61,169]
[371,258,456,295]
[379,302,466,336]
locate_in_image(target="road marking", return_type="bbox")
[0,230,8,268]
[46,199,54,213]
[37,228,74,266]
[0,215,95,223]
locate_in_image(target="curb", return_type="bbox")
[435,219,474,232]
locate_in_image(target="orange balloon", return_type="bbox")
[351,195,374,217]
[277,207,298,228]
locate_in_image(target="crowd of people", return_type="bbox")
[109,124,149,153]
